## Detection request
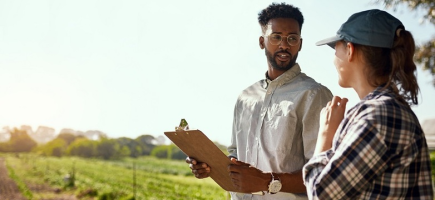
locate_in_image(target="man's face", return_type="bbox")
[260,18,302,71]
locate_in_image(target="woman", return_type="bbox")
[303,9,433,199]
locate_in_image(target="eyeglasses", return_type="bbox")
[266,33,302,46]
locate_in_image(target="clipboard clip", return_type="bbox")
[175,118,189,132]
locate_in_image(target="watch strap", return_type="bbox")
[251,191,265,195]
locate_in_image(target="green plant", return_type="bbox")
[4,153,227,199]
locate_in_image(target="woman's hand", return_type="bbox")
[314,96,348,154]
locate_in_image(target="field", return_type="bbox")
[1,153,230,200]
[5,152,434,199]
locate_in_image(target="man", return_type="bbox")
[187,3,332,199]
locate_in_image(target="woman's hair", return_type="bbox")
[355,29,419,106]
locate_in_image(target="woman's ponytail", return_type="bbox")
[389,29,419,105]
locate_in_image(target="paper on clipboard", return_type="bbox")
[164,130,237,192]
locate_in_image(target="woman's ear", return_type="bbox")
[347,42,355,62]
[259,36,265,49]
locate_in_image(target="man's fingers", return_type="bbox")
[229,171,241,181]
[228,159,250,173]
[192,166,211,179]
[228,164,240,173]
[192,167,210,174]
[185,157,197,165]
[187,157,211,179]
[228,163,249,173]
[194,173,207,179]
[190,162,208,170]
[232,160,250,166]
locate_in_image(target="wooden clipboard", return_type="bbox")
[164,130,237,192]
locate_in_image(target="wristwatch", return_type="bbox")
[268,173,282,194]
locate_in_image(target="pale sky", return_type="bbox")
[1,0,434,146]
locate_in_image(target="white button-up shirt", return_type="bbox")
[228,64,332,200]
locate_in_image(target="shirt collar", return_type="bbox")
[264,63,302,89]
[363,84,393,101]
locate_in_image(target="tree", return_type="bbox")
[56,133,80,145]
[37,138,67,157]
[96,138,120,160]
[0,142,10,152]
[135,134,156,155]
[118,146,131,158]
[66,138,97,158]
[7,128,37,152]
[150,144,186,160]
[115,137,142,158]
[376,0,435,86]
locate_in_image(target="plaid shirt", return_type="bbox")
[303,86,433,199]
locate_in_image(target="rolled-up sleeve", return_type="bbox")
[303,116,389,199]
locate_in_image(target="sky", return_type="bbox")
[0,0,434,146]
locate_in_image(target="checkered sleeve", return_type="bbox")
[304,89,433,199]
[302,149,334,189]
[304,104,391,199]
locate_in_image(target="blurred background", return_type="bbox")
[0,0,434,146]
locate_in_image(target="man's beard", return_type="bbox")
[265,48,298,71]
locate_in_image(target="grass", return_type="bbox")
[6,161,33,199]
[6,151,434,199]
[3,153,230,200]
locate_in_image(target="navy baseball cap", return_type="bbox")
[316,9,404,49]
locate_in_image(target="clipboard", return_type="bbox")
[164,130,237,192]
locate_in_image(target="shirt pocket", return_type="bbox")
[263,114,297,153]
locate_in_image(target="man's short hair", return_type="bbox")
[258,2,304,33]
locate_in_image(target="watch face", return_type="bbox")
[269,180,282,193]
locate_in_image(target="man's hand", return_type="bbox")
[186,157,210,179]
[227,158,269,193]
[315,96,348,154]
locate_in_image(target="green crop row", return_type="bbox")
[3,153,230,200]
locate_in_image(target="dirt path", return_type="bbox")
[0,157,78,200]
[0,157,27,200]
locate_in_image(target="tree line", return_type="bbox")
[0,127,228,160]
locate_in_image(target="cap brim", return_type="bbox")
[315,35,342,49]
